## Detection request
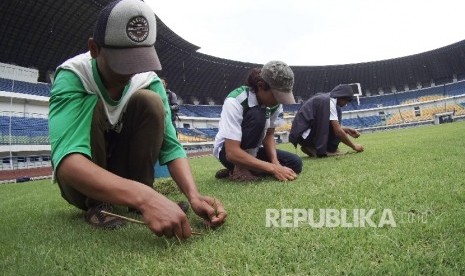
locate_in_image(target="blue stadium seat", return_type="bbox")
[0,77,51,96]
[0,116,49,145]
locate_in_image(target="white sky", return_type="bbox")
[146,0,465,66]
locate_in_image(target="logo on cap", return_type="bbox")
[126,16,149,43]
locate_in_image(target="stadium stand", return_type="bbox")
[341,117,364,129]
[3,0,465,103]
[179,105,222,118]
[0,115,49,145]
[283,104,302,115]
[176,128,210,143]
[2,0,465,180]
[197,128,219,139]
[1,75,464,143]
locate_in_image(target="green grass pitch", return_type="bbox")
[1,121,464,275]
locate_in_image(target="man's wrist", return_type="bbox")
[136,184,161,213]
[268,163,277,175]
[186,190,201,202]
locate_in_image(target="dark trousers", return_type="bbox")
[219,147,302,174]
[300,123,340,154]
[326,124,340,152]
[219,105,302,174]
[57,90,165,210]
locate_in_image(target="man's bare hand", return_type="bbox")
[346,128,361,138]
[353,143,364,152]
[190,195,227,228]
[272,164,297,181]
[140,193,192,239]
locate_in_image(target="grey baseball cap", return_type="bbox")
[260,60,296,104]
[93,0,161,74]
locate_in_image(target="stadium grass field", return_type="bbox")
[1,121,464,275]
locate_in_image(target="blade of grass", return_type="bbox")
[101,210,203,236]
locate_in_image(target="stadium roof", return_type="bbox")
[0,0,198,72]
[2,0,465,102]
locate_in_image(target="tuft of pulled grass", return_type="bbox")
[153,177,180,196]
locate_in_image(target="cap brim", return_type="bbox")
[101,46,162,75]
[271,89,296,104]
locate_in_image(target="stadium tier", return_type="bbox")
[196,128,219,139]
[1,77,465,148]
[179,105,222,118]
[0,116,49,145]
[0,78,51,97]
[2,0,465,103]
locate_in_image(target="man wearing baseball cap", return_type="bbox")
[289,84,364,157]
[213,61,302,182]
[49,0,226,238]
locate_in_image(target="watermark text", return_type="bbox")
[265,208,397,228]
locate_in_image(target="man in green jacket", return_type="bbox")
[48,0,226,239]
